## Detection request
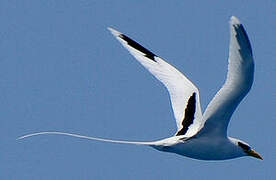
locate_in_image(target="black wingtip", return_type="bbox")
[108,27,158,62]
[233,23,253,56]
[118,33,158,62]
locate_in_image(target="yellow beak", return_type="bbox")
[247,149,263,160]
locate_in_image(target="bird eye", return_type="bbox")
[238,142,251,152]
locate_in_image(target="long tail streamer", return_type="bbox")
[17,131,156,145]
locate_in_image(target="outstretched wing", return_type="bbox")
[198,16,254,137]
[108,28,202,137]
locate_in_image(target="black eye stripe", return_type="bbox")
[238,142,251,152]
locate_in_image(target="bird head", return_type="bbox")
[230,138,263,160]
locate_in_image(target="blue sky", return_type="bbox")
[1,0,275,179]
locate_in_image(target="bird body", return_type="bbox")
[152,136,245,160]
[19,16,262,161]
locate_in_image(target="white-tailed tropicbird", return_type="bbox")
[19,16,262,160]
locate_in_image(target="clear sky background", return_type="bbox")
[1,1,275,179]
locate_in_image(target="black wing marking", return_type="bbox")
[118,34,157,62]
[176,92,196,136]
[233,23,252,58]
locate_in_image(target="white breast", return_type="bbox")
[155,137,244,160]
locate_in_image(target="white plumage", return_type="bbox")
[19,16,262,161]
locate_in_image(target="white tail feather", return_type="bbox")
[17,131,157,146]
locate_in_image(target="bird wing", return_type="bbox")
[108,28,202,137]
[197,16,254,137]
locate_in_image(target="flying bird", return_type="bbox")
[19,16,262,160]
